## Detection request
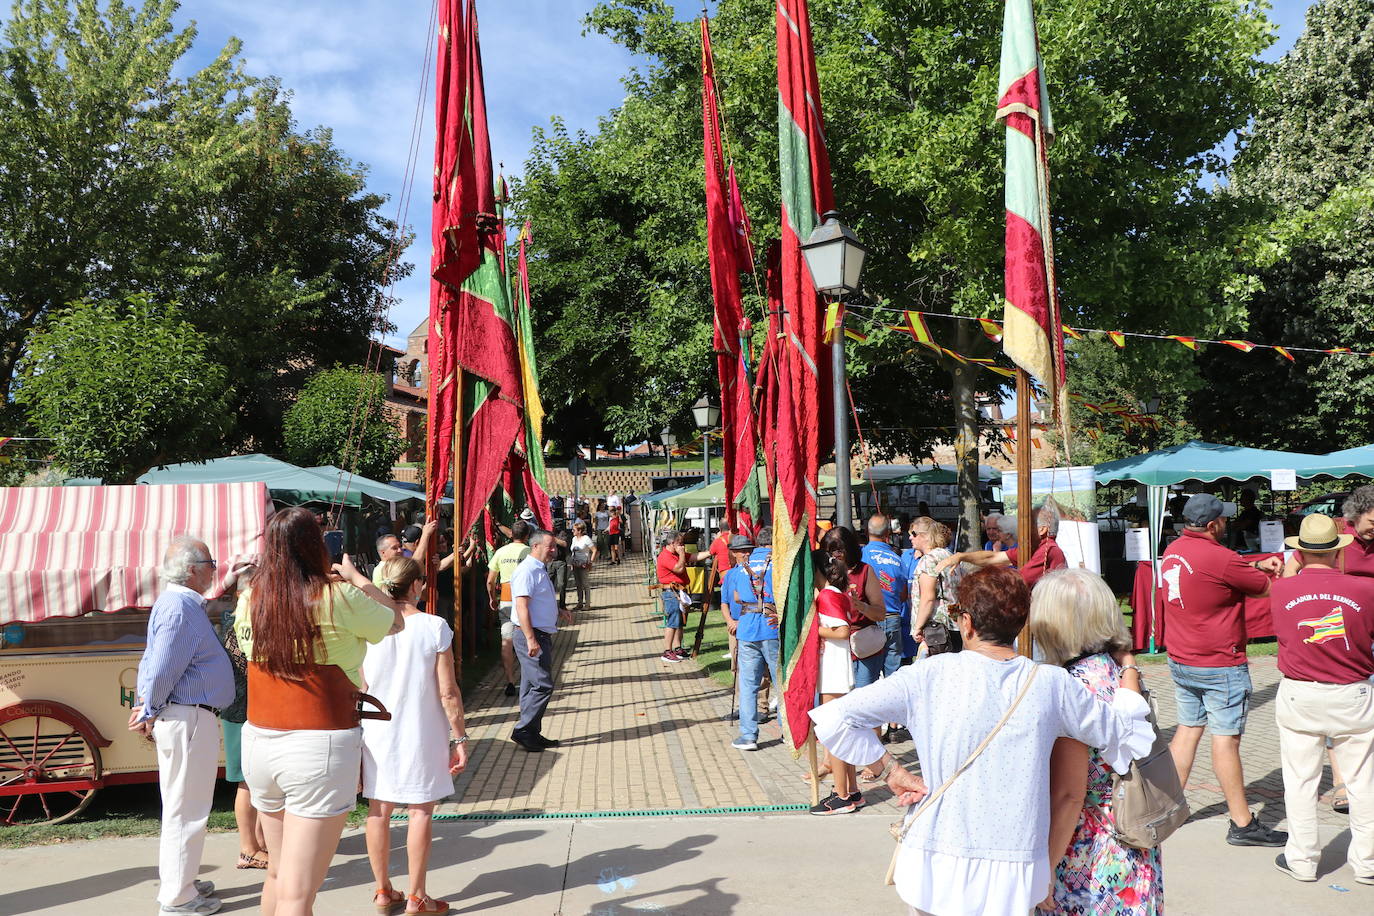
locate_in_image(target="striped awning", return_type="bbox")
[0,483,272,624]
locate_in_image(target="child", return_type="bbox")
[811,552,865,815]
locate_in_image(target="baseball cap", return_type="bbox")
[728,534,754,551]
[1181,494,1229,527]
[401,524,423,542]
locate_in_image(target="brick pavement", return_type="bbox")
[440,558,1345,830]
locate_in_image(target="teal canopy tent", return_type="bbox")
[1094,441,1324,488]
[138,454,425,508]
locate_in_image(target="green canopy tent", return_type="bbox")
[655,467,862,510]
[137,454,425,509]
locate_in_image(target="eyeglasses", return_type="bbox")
[192,560,218,570]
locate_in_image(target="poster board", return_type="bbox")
[1001,466,1101,574]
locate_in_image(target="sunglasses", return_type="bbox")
[192,559,218,570]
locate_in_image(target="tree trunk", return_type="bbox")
[952,320,982,552]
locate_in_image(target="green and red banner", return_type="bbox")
[701,16,758,534]
[428,0,524,535]
[775,0,836,755]
[996,0,1066,409]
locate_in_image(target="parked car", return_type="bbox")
[1287,491,1353,525]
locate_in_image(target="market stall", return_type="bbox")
[0,482,272,824]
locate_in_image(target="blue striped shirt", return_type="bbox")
[134,584,235,723]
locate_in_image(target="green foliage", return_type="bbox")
[15,295,232,483]
[1197,0,1374,452]
[0,0,406,452]
[517,0,1273,457]
[283,367,407,482]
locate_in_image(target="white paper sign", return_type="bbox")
[1259,520,1285,554]
[1270,468,1297,491]
[1125,527,1150,562]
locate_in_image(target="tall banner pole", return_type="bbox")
[452,369,464,679]
[1015,369,1035,658]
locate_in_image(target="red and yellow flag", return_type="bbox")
[1222,339,1255,352]
[1275,346,1295,362]
[1107,331,1126,348]
[1167,335,1198,350]
[996,0,1066,411]
[703,15,759,532]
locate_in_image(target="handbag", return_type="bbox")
[850,622,888,660]
[884,665,1040,886]
[1110,686,1189,849]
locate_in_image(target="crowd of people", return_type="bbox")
[125,479,1374,915]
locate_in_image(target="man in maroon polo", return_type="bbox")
[939,505,1067,588]
[1270,513,1374,884]
[1162,493,1286,847]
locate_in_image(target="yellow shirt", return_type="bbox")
[490,541,531,603]
[235,582,395,687]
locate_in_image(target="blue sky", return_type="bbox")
[165,0,1314,347]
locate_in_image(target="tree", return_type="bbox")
[0,0,405,449]
[1195,0,1374,452]
[283,367,407,482]
[518,0,1272,533]
[15,294,232,483]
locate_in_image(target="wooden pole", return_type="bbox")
[452,368,464,682]
[1015,369,1036,658]
[807,733,821,806]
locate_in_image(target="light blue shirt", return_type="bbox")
[511,554,559,632]
[731,548,778,642]
[135,584,235,723]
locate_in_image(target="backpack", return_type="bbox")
[1110,687,1189,849]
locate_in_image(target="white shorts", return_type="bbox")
[499,603,515,641]
[241,723,362,819]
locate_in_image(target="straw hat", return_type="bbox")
[1284,513,1354,553]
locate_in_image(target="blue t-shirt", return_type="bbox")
[862,540,908,617]
[727,548,778,641]
[721,565,750,620]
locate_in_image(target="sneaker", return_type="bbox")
[809,791,857,816]
[768,698,778,712]
[1355,873,1374,886]
[661,650,682,663]
[731,737,757,751]
[670,646,690,659]
[1227,815,1287,847]
[1273,854,1316,882]
[719,651,732,659]
[503,682,517,697]
[193,881,215,897]
[846,790,866,810]
[160,896,222,915]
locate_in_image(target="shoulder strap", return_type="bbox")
[896,664,1041,842]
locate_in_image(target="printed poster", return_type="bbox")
[1001,465,1101,574]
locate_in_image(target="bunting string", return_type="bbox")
[844,303,1374,361]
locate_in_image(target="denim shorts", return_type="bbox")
[1169,660,1252,736]
[662,589,683,629]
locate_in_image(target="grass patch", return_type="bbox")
[687,606,735,691]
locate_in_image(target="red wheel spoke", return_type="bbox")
[0,760,25,771]
[35,729,79,770]
[31,715,41,766]
[37,789,51,821]
[0,726,30,765]
[5,793,24,826]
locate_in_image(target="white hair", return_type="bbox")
[1027,568,1130,666]
[997,515,1019,538]
[160,535,211,585]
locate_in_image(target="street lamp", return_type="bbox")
[692,395,720,485]
[801,210,868,528]
[1138,397,1161,415]
[660,427,677,476]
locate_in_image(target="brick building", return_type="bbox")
[377,318,430,467]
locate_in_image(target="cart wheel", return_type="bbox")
[0,703,105,825]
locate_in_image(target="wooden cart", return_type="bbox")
[0,482,271,825]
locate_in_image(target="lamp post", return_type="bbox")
[659,427,677,476]
[801,209,869,529]
[692,395,721,486]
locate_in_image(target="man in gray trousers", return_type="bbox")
[510,529,572,751]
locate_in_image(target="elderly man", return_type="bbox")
[130,536,235,915]
[982,512,1005,551]
[861,512,910,683]
[1270,514,1374,884]
[939,506,1066,588]
[1162,493,1287,847]
[721,534,778,750]
[510,530,572,752]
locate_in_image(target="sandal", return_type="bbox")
[374,887,405,914]
[859,764,888,784]
[801,767,832,783]
[1333,783,1349,814]
[406,894,451,915]
[237,851,268,869]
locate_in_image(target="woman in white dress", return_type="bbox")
[810,566,1154,916]
[362,558,471,915]
[812,552,864,816]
